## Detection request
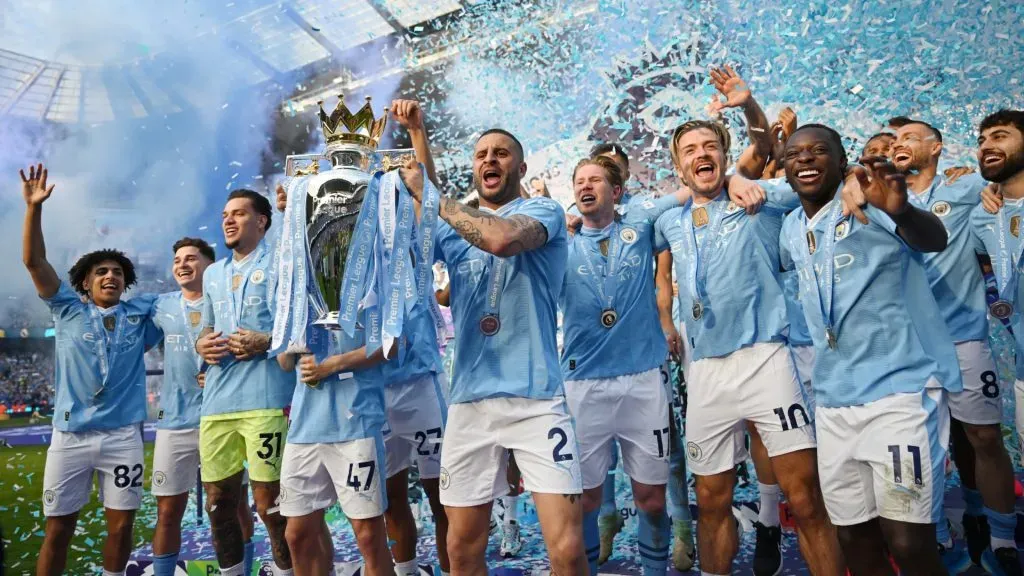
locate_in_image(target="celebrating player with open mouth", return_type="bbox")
[21,164,160,576]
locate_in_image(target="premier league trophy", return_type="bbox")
[271,95,429,379]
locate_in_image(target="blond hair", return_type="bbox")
[669,120,732,168]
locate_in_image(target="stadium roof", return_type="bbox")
[0,0,469,123]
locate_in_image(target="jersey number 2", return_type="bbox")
[548,427,574,462]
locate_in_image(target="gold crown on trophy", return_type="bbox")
[318,95,388,149]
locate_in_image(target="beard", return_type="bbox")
[981,149,1024,183]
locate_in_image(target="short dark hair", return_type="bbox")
[887,116,913,129]
[980,109,1024,136]
[670,120,732,167]
[478,128,524,160]
[227,189,272,231]
[172,237,215,262]
[791,123,848,162]
[68,249,137,296]
[866,132,895,144]
[900,119,943,142]
[590,142,629,166]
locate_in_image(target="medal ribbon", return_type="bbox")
[680,194,728,309]
[995,208,1024,302]
[223,241,265,334]
[799,197,844,341]
[576,222,623,314]
[179,295,204,371]
[87,304,126,388]
[479,198,524,326]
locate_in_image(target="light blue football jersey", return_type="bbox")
[971,199,1024,379]
[560,195,678,380]
[378,300,444,386]
[43,282,158,432]
[653,183,800,361]
[782,269,813,347]
[200,239,294,417]
[780,199,962,408]
[286,326,387,444]
[151,292,205,429]
[433,197,567,403]
[906,173,988,342]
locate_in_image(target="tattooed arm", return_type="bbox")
[398,160,549,257]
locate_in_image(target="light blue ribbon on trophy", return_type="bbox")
[338,173,381,339]
[271,175,314,354]
[379,170,416,354]
[411,173,448,344]
[87,305,127,401]
[993,208,1024,319]
[680,197,727,322]
[799,197,844,350]
[576,222,625,328]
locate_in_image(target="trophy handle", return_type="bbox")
[285,154,326,177]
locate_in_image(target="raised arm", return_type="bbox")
[391,99,439,188]
[708,65,772,178]
[397,160,549,258]
[20,164,60,298]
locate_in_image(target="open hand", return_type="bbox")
[707,65,752,115]
[852,157,909,218]
[20,163,55,206]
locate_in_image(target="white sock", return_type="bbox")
[501,494,519,526]
[271,564,294,576]
[993,536,1017,550]
[758,482,781,527]
[395,559,420,576]
[101,571,126,576]
[219,563,245,576]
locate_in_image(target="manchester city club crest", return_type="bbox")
[44,489,56,506]
[686,441,703,461]
[439,467,451,490]
[931,201,951,217]
[619,226,638,244]
[834,221,849,240]
[126,314,141,325]
[726,200,742,213]
[154,471,166,487]
[251,269,266,284]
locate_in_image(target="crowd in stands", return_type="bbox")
[0,351,54,414]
